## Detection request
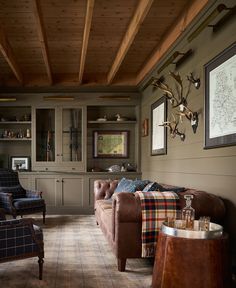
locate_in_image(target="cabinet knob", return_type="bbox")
[57,154,60,156]
[61,154,63,156]
[56,180,60,182]
[61,180,64,183]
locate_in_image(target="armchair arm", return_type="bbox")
[26,190,43,199]
[94,179,119,202]
[0,192,14,211]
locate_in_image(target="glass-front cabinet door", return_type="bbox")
[32,106,85,172]
[35,108,55,162]
[61,108,82,163]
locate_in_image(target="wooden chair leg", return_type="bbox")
[38,256,44,280]
[118,258,126,272]
[43,209,46,224]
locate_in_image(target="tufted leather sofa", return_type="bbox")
[94,179,226,272]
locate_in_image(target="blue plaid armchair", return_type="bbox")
[0,209,44,279]
[0,169,46,223]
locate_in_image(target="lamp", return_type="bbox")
[98,96,131,101]
[43,96,75,101]
[187,4,228,42]
[157,50,192,74]
[0,97,17,102]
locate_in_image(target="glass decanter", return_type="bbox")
[181,195,195,230]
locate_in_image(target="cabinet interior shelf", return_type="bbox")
[88,120,136,124]
[0,121,31,124]
[0,138,32,141]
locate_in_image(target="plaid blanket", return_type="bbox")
[135,191,179,258]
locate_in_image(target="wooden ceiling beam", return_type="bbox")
[136,0,209,85]
[33,0,53,85]
[0,27,23,84]
[78,0,95,84]
[107,0,154,84]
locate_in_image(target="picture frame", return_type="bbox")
[151,96,167,155]
[93,130,129,158]
[142,118,149,137]
[10,156,31,171]
[204,42,236,149]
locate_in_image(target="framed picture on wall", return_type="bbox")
[151,96,167,155]
[204,42,236,149]
[93,130,129,158]
[10,156,30,171]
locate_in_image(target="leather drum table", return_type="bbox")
[152,222,232,288]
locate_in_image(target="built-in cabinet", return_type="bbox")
[1,102,141,214]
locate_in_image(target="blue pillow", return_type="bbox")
[130,179,150,192]
[114,178,134,193]
[114,178,149,193]
[142,182,163,192]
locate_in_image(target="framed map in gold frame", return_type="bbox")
[93,131,129,158]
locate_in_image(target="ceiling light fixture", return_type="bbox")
[0,97,17,102]
[187,4,229,42]
[98,96,131,101]
[43,96,75,101]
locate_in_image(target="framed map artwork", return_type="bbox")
[204,42,236,149]
[93,131,129,158]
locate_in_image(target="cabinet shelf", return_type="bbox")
[0,121,31,124]
[88,120,136,124]
[0,138,31,141]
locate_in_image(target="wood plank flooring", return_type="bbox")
[0,215,153,288]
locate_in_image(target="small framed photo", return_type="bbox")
[93,130,129,158]
[10,156,30,171]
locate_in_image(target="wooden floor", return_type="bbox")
[0,215,153,288]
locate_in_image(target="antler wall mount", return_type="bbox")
[151,71,199,139]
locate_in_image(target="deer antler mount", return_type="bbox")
[152,71,199,134]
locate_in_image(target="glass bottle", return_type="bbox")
[181,195,195,230]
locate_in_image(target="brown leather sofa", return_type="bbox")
[94,179,226,272]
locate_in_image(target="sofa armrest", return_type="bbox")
[113,193,141,223]
[94,179,119,202]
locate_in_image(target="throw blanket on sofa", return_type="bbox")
[135,191,179,258]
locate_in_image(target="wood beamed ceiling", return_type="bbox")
[0,0,209,89]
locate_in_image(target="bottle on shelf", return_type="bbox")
[181,195,195,230]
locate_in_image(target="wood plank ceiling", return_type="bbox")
[0,0,209,88]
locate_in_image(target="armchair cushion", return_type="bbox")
[13,198,45,210]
